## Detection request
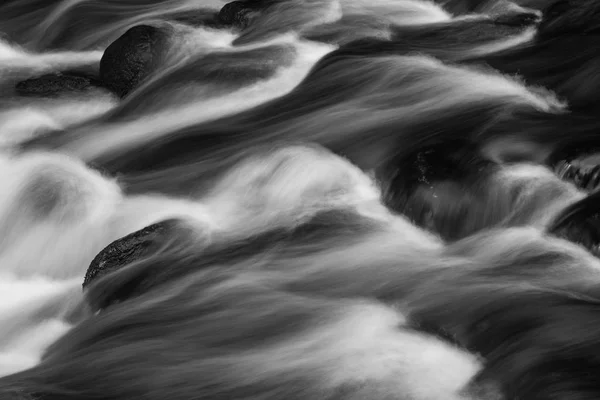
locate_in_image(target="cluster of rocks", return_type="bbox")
[14,1,270,99]
[15,23,173,99]
[25,0,600,302]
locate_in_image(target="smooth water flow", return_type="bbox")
[1,1,600,399]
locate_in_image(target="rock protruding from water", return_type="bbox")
[218,1,255,27]
[493,10,541,27]
[218,0,275,28]
[553,149,600,192]
[547,190,600,257]
[167,8,222,28]
[83,219,206,311]
[83,220,176,291]
[99,25,171,98]
[15,72,104,97]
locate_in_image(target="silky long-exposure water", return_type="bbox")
[0,0,600,399]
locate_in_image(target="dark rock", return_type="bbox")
[217,0,276,28]
[547,190,600,257]
[381,142,495,241]
[218,1,257,27]
[83,219,197,312]
[553,146,600,192]
[15,72,104,97]
[493,9,541,27]
[555,157,600,192]
[99,25,171,98]
[486,1,542,27]
[83,220,175,289]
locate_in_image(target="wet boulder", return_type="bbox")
[492,9,541,27]
[381,142,496,241]
[218,1,257,27]
[84,220,174,289]
[553,146,600,192]
[83,219,200,312]
[99,25,171,98]
[218,0,276,28]
[547,190,600,257]
[15,72,104,97]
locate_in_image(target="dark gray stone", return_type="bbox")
[99,25,171,98]
[15,72,103,97]
[84,220,176,289]
[218,0,276,28]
